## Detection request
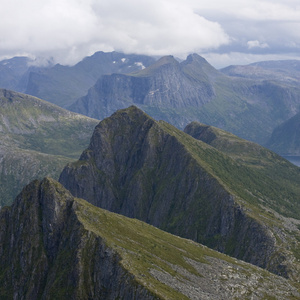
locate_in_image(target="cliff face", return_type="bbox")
[1,178,299,299]
[69,54,216,121]
[59,106,300,280]
[0,178,158,300]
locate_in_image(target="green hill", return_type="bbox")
[0,89,98,206]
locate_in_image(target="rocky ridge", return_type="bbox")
[69,54,300,146]
[59,106,300,281]
[1,177,299,299]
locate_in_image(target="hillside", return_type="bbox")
[59,106,300,281]
[266,111,300,156]
[1,177,299,299]
[0,89,98,206]
[69,54,300,145]
[221,60,300,85]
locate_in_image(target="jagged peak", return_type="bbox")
[181,53,220,76]
[132,55,179,77]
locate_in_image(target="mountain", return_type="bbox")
[24,51,156,107]
[0,52,156,108]
[59,106,300,281]
[266,111,300,155]
[221,60,300,85]
[1,177,299,299]
[0,89,98,207]
[0,56,46,92]
[69,54,300,145]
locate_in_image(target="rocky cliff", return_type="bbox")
[59,106,300,281]
[1,177,299,299]
[69,54,217,124]
[69,54,300,146]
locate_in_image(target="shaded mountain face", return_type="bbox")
[0,52,156,108]
[1,177,299,299]
[59,106,300,281]
[69,54,300,145]
[266,111,300,155]
[69,54,219,127]
[24,51,156,107]
[0,89,98,207]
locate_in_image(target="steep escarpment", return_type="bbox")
[69,54,217,127]
[1,178,299,299]
[0,178,159,300]
[59,106,300,280]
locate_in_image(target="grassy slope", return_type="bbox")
[75,194,300,299]
[0,89,99,206]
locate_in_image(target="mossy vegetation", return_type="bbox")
[74,196,300,299]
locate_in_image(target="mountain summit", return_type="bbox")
[59,106,300,281]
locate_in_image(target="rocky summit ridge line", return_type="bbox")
[1,177,299,299]
[69,53,300,147]
[59,106,300,281]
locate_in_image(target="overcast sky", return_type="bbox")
[1,0,300,68]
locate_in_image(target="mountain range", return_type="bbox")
[0,52,156,108]
[1,177,299,299]
[68,53,300,150]
[59,106,300,282]
[1,105,300,298]
[1,52,300,155]
[0,89,98,207]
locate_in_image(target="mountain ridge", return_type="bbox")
[59,106,300,281]
[1,177,299,299]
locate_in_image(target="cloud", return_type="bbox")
[0,0,229,64]
[247,40,269,49]
[0,0,299,67]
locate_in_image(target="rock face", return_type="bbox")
[69,55,217,121]
[24,51,156,107]
[0,178,158,300]
[69,54,300,146]
[59,106,300,280]
[1,177,299,299]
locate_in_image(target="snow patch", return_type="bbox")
[135,62,145,69]
[121,58,126,63]
[113,61,116,64]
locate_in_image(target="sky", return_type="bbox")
[1,0,300,68]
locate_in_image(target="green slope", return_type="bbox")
[0,89,99,206]
[59,106,300,281]
[1,178,299,299]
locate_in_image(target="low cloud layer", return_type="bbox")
[1,0,299,67]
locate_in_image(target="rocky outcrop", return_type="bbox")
[0,178,159,299]
[1,177,299,299]
[59,106,300,279]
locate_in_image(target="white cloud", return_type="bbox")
[0,0,299,66]
[247,40,269,49]
[0,0,229,64]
